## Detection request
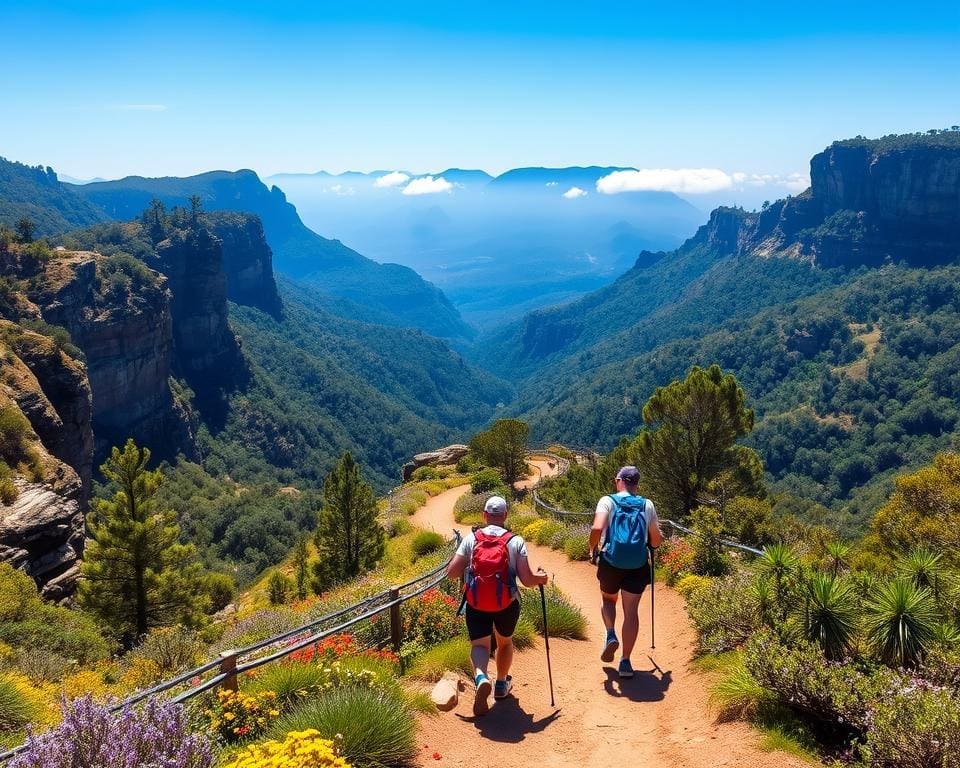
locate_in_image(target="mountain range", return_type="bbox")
[266,166,705,324]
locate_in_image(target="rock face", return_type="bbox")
[721,137,960,268]
[206,211,283,317]
[401,444,470,481]
[33,252,195,463]
[0,327,91,600]
[149,227,246,397]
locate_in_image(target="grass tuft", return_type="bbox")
[520,585,587,640]
[407,638,472,681]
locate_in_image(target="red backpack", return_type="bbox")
[465,530,517,611]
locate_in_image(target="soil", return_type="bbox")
[408,463,816,768]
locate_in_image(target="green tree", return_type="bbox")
[314,452,385,583]
[293,536,309,601]
[15,217,34,244]
[633,364,758,519]
[469,418,529,486]
[79,440,207,645]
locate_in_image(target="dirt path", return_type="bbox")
[409,466,815,768]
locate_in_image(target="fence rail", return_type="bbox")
[0,533,460,764]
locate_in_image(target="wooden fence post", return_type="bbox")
[219,650,238,692]
[389,587,402,653]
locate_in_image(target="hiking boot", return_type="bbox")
[618,659,635,679]
[494,675,513,699]
[601,632,619,663]
[473,674,492,716]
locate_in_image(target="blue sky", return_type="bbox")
[3,1,958,192]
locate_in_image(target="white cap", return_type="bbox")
[484,495,508,516]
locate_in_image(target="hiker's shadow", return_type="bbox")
[457,697,560,742]
[602,659,672,702]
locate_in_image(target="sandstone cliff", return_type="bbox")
[205,211,283,317]
[0,324,90,600]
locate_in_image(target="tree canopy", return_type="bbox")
[469,418,530,486]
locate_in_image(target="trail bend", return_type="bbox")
[409,463,815,768]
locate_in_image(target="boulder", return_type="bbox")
[402,444,470,481]
[430,673,463,712]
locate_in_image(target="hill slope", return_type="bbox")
[491,131,960,529]
[70,171,474,340]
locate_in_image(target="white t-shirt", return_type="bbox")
[594,491,660,547]
[456,524,528,573]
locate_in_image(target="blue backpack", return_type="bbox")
[603,494,649,569]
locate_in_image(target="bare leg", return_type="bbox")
[620,591,642,660]
[471,636,491,679]
[493,629,514,681]
[600,591,618,631]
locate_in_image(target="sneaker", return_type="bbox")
[473,674,492,716]
[618,659,635,679]
[601,633,619,663]
[494,675,513,699]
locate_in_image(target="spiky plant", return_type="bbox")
[824,540,851,578]
[864,579,939,667]
[757,543,800,622]
[750,574,776,629]
[898,547,946,601]
[801,573,858,660]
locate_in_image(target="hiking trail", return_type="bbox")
[409,459,815,768]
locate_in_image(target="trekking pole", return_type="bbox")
[537,571,556,707]
[649,547,656,649]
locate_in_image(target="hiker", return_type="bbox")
[446,495,549,715]
[589,465,663,679]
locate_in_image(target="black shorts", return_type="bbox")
[464,598,521,641]
[597,557,650,596]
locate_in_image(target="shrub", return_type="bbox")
[0,405,31,465]
[657,537,696,586]
[248,656,396,710]
[221,729,349,768]
[862,685,960,768]
[520,519,548,541]
[470,469,503,494]
[9,696,212,768]
[407,638,472,681]
[0,673,38,731]
[801,573,858,660]
[385,517,413,538]
[675,574,712,601]
[268,571,291,605]
[564,535,591,561]
[205,573,236,613]
[15,648,70,683]
[533,520,564,547]
[401,589,462,647]
[411,531,444,559]
[206,688,280,743]
[512,615,537,649]
[743,629,899,733]
[268,687,416,768]
[411,465,450,481]
[520,585,587,639]
[0,461,17,504]
[686,570,760,654]
[217,607,298,651]
[453,492,486,524]
[130,626,203,676]
[505,512,538,534]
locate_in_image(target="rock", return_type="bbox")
[431,674,462,711]
[207,211,283,318]
[402,444,470,481]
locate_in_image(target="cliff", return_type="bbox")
[733,134,960,267]
[205,211,283,317]
[0,324,90,600]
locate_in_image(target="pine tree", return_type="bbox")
[314,452,385,583]
[469,419,529,486]
[293,536,309,601]
[79,440,207,645]
[633,364,758,519]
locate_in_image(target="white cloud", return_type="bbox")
[545,181,559,187]
[329,184,355,196]
[114,104,168,111]
[374,171,410,188]
[597,168,735,195]
[402,176,453,196]
[563,186,588,199]
[597,168,811,196]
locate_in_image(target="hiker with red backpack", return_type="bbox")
[446,495,549,716]
[589,466,663,679]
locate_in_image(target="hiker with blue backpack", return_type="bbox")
[589,465,663,679]
[446,495,549,716]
